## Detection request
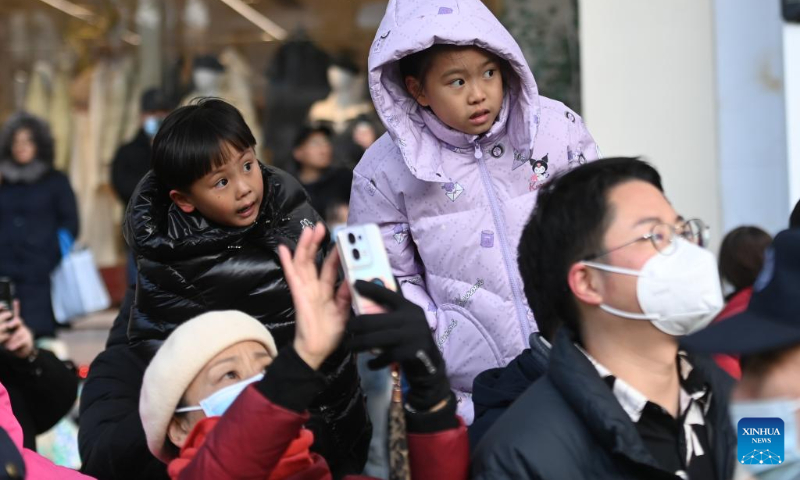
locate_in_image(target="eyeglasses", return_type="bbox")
[585,218,709,260]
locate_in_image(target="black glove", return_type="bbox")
[347,280,451,412]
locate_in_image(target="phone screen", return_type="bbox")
[0,278,14,312]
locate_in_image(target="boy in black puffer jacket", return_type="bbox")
[88,99,368,479]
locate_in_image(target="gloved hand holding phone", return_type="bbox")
[347,280,452,413]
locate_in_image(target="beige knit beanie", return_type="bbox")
[139,310,278,462]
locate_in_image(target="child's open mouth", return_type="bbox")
[469,109,490,125]
[236,202,256,218]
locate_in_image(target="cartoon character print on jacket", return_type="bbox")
[529,155,550,191]
[567,149,587,169]
[393,223,410,244]
[442,181,465,202]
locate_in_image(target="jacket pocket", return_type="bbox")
[434,303,503,393]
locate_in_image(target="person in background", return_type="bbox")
[139,225,468,480]
[683,229,800,479]
[292,125,353,218]
[111,88,171,286]
[791,199,800,228]
[713,226,773,380]
[0,112,79,338]
[472,158,736,479]
[0,300,78,451]
[336,115,381,168]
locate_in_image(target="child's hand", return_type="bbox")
[278,223,351,371]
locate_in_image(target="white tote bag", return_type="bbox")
[51,231,110,324]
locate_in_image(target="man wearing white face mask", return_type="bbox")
[684,228,800,479]
[111,88,171,286]
[473,157,737,479]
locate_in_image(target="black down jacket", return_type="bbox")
[472,329,737,480]
[469,333,550,450]
[122,164,370,477]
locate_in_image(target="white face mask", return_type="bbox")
[193,68,221,93]
[175,373,263,417]
[730,398,800,476]
[582,238,724,336]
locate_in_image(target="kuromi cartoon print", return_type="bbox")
[529,155,550,191]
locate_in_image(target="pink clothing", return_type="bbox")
[348,0,599,422]
[0,382,93,479]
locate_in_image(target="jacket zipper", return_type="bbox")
[474,141,531,344]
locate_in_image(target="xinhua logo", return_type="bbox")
[738,417,784,466]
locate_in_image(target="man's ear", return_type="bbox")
[167,416,191,449]
[567,262,604,307]
[169,190,196,214]
[404,77,429,107]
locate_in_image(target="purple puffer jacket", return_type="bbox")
[348,0,599,423]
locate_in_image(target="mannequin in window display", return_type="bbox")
[308,57,373,135]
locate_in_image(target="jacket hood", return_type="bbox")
[124,163,278,262]
[367,0,541,181]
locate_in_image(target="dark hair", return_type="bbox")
[192,54,224,72]
[0,112,55,165]
[791,199,800,229]
[740,343,800,378]
[292,124,333,149]
[141,88,171,113]
[399,44,506,94]
[331,52,360,75]
[517,157,663,340]
[151,98,256,191]
[718,226,772,293]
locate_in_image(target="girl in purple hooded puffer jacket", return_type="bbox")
[348,0,600,423]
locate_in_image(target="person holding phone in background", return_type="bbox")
[0,278,79,451]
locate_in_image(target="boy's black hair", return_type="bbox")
[518,157,663,341]
[718,226,772,293]
[151,98,256,192]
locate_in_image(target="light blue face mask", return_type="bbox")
[730,398,800,478]
[143,116,162,137]
[176,373,264,417]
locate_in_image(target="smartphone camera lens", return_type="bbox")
[352,249,361,260]
[348,233,356,245]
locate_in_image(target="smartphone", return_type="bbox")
[336,224,398,315]
[0,278,14,313]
